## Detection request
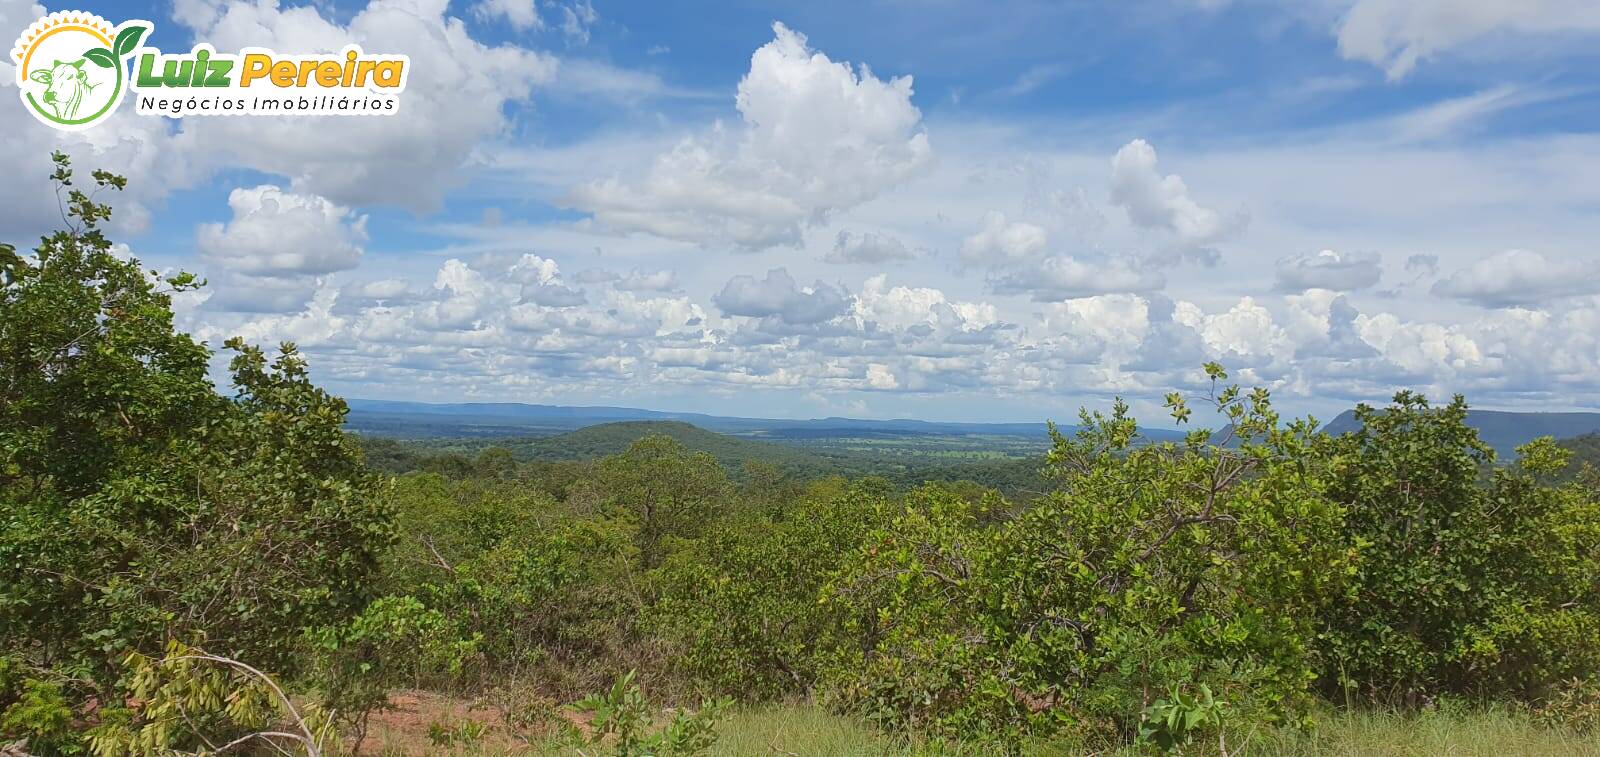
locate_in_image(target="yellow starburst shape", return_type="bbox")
[11,9,148,131]
[10,11,116,67]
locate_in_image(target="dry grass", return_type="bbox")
[351,693,1600,756]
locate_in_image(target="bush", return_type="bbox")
[647,479,892,699]
[1317,394,1600,704]
[820,366,1350,744]
[0,154,391,750]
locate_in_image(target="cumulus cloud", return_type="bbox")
[853,274,999,332]
[1110,139,1242,245]
[1431,249,1599,307]
[198,186,367,276]
[1174,296,1293,359]
[959,211,1048,266]
[826,231,916,264]
[1274,249,1383,292]
[171,0,557,211]
[569,22,931,249]
[1337,0,1600,79]
[713,268,851,324]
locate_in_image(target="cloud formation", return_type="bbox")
[1275,249,1383,292]
[1431,249,1598,308]
[714,268,851,324]
[569,22,931,249]
[1337,0,1600,79]
[827,231,916,264]
[1110,139,1242,246]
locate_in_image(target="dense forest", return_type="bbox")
[4,157,1600,755]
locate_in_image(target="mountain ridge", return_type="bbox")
[1320,408,1600,456]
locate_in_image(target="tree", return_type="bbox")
[1317,393,1600,703]
[586,436,731,567]
[0,154,393,750]
[822,365,1349,744]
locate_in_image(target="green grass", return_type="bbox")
[366,699,1600,755]
[698,703,1600,756]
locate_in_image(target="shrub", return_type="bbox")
[1317,394,1600,703]
[0,154,391,749]
[647,479,893,699]
[821,365,1350,744]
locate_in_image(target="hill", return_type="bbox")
[344,398,1092,440]
[1322,408,1600,457]
[503,421,837,471]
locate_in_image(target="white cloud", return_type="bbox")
[473,0,542,31]
[853,274,998,331]
[1337,0,1600,79]
[171,0,557,211]
[560,0,599,44]
[615,269,681,292]
[1431,249,1599,307]
[1274,249,1383,292]
[568,22,931,249]
[198,186,367,277]
[959,211,1048,266]
[1174,296,1293,358]
[1110,139,1241,245]
[826,231,916,264]
[713,268,851,324]
[993,255,1165,301]
[865,363,900,390]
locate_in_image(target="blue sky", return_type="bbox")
[4,0,1599,423]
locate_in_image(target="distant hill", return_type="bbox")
[1321,409,1600,457]
[504,421,835,471]
[343,398,1093,440]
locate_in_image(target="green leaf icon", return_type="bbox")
[113,24,149,58]
[83,47,115,68]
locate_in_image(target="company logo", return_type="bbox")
[11,11,409,131]
[10,11,148,131]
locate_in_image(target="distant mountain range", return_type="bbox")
[343,398,1088,440]
[345,398,1600,460]
[1320,409,1600,457]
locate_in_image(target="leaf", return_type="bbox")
[114,24,150,57]
[83,47,115,68]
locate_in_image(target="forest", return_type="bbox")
[4,156,1600,755]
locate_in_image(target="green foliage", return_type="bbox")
[1317,394,1600,704]
[577,435,731,567]
[307,595,478,747]
[0,679,76,754]
[84,640,331,755]
[821,374,1349,744]
[426,716,488,748]
[1531,678,1600,735]
[1,154,390,749]
[1138,683,1227,752]
[571,670,731,756]
[647,480,892,699]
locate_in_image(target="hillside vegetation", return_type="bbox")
[4,157,1600,755]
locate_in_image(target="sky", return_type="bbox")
[3,0,1599,424]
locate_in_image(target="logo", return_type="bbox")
[10,11,149,131]
[11,11,409,131]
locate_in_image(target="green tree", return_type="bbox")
[582,435,731,567]
[823,366,1349,744]
[0,154,392,749]
[1318,393,1600,703]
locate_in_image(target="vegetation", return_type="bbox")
[3,156,1599,754]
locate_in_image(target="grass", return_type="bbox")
[357,695,1600,755]
[705,703,1600,756]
